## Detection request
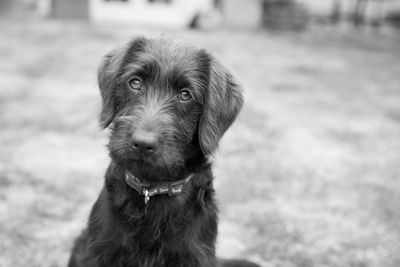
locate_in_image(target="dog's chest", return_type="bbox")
[104,201,217,267]
[106,220,207,267]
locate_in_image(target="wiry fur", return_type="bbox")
[68,37,258,267]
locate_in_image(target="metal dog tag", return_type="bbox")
[143,189,150,205]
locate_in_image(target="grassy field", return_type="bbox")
[0,19,400,267]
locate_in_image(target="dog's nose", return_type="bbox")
[131,131,159,156]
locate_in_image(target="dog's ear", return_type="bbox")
[98,47,126,128]
[98,37,148,128]
[198,55,244,156]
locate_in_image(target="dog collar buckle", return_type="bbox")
[143,188,150,205]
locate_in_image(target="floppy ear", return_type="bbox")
[98,46,127,128]
[98,37,148,128]
[199,56,244,155]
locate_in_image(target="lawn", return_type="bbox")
[0,19,400,267]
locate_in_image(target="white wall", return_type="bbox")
[89,0,213,28]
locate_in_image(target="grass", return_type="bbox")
[1,19,400,267]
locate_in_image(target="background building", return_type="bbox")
[2,0,400,29]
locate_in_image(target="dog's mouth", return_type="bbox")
[127,151,163,169]
[109,140,186,181]
[127,155,158,170]
[125,159,182,183]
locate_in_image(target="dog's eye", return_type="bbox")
[178,90,192,102]
[128,77,142,90]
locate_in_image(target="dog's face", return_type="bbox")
[98,37,243,180]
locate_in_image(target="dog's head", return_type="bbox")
[98,37,243,180]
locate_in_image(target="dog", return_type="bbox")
[68,36,260,267]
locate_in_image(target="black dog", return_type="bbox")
[68,37,259,267]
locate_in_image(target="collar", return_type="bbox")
[125,171,193,205]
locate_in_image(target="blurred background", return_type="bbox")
[1,0,400,267]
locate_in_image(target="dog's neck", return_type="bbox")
[100,160,217,264]
[124,170,193,205]
[105,160,213,208]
